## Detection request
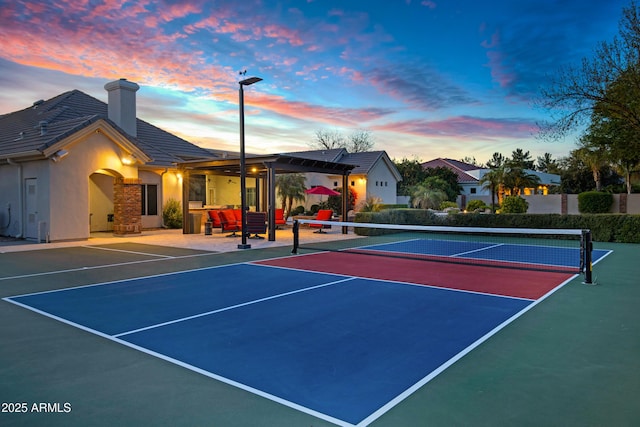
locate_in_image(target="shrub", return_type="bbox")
[439,201,458,210]
[358,196,383,212]
[466,199,488,212]
[162,198,183,229]
[354,209,640,243]
[500,196,528,213]
[578,191,613,213]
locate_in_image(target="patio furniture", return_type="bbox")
[246,212,267,239]
[309,209,333,234]
[219,209,241,237]
[274,208,287,229]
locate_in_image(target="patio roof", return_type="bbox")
[178,153,357,176]
[177,154,357,242]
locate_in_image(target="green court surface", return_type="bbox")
[0,239,638,427]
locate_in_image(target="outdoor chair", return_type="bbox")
[219,209,241,237]
[246,212,267,239]
[310,209,333,234]
[274,208,287,229]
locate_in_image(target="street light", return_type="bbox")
[238,76,262,249]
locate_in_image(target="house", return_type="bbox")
[421,158,561,199]
[0,79,216,241]
[0,79,360,242]
[286,148,402,209]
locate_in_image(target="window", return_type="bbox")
[470,188,477,194]
[247,187,256,207]
[141,184,158,216]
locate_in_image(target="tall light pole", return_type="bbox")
[238,76,262,249]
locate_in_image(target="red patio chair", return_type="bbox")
[309,209,333,234]
[219,209,240,237]
[274,208,286,229]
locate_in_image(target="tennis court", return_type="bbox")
[1,227,638,427]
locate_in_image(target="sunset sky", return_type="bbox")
[0,0,628,164]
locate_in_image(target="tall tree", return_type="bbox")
[311,129,346,150]
[537,1,640,139]
[423,167,462,201]
[347,129,375,153]
[394,157,428,196]
[508,149,535,170]
[586,79,640,193]
[536,153,560,173]
[486,152,506,168]
[479,167,505,211]
[310,129,374,152]
[574,138,608,191]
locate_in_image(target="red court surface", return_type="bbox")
[256,252,576,300]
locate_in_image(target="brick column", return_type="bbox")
[561,194,568,215]
[113,177,142,236]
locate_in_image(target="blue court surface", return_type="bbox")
[359,239,610,270]
[5,261,569,426]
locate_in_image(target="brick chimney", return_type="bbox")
[104,78,139,137]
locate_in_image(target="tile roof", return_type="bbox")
[285,148,400,179]
[0,89,213,165]
[421,158,479,183]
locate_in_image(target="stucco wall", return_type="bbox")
[0,163,22,237]
[458,194,640,214]
[48,131,138,241]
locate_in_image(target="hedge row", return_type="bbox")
[354,209,640,243]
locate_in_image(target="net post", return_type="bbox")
[292,220,299,254]
[582,229,593,284]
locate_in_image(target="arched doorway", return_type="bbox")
[89,169,122,232]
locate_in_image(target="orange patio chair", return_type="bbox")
[309,209,333,234]
[274,208,287,229]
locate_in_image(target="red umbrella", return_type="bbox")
[305,185,341,196]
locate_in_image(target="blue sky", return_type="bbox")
[0,0,628,164]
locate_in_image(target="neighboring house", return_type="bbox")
[421,158,561,198]
[0,79,214,241]
[287,148,402,209]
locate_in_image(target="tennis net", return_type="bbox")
[292,219,594,283]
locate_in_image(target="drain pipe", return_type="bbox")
[6,158,23,238]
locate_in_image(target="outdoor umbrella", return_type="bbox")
[305,185,341,196]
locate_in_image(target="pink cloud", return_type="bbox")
[373,116,537,140]
[263,24,304,46]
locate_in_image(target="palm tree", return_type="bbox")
[479,167,505,211]
[411,184,447,209]
[503,167,541,195]
[574,144,607,191]
[275,173,306,218]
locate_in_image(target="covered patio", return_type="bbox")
[178,154,356,241]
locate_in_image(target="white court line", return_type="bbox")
[450,243,504,257]
[2,291,355,427]
[253,262,535,302]
[0,251,216,282]
[82,245,175,258]
[114,277,355,338]
[355,273,579,427]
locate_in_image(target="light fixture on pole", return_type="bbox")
[238,75,262,249]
